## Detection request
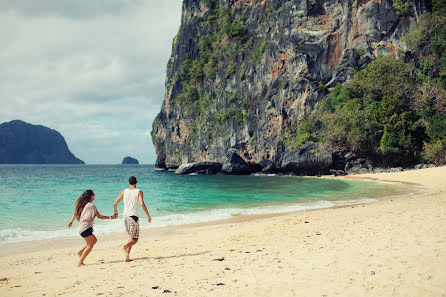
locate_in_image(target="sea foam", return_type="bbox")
[0,198,376,244]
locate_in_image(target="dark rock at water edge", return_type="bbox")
[0,120,84,164]
[122,156,139,165]
[414,163,436,170]
[344,158,374,174]
[279,143,333,175]
[222,150,252,175]
[175,162,222,174]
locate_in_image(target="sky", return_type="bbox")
[0,0,183,164]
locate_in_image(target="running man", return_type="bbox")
[113,176,152,262]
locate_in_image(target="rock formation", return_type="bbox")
[122,156,139,164]
[175,162,222,174]
[0,120,84,164]
[152,0,429,174]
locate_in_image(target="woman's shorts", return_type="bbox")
[80,227,94,238]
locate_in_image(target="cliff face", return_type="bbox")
[0,120,85,164]
[152,0,428,172]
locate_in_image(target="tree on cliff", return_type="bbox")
[291,1,446,165]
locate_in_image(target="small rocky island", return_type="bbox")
[122,156,139,165]
[0,120,84,164]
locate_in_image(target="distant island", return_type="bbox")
[122,156,139,164]
[0,120,84,164]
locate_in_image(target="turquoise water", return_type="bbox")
[0,165,409,243]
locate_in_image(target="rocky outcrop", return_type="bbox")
[222,150,252,174]
[175,162,222,174]
[152,0,428,174]
[280,143,333,175]
[122,156,139,164]
[0,120,84,164]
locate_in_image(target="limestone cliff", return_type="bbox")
[152,0,429,173]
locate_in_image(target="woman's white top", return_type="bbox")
[123,188,140,217]
[78,202,97,234]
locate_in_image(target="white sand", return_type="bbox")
[0,166,445,296]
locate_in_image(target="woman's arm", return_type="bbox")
[96,210,112,220]
[67,214,76,228]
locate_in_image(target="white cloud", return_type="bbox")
[0,0,182,164]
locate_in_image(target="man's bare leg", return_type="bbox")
[123,238,138,262]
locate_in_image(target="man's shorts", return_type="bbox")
[124,216,139,239]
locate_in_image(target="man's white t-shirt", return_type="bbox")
[123,188,140,217]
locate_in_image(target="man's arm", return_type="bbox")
[139,190,152,223]
[113,191,124,218]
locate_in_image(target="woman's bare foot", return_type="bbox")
[77,250,83,258]
[125,258,132,262]
[77,262,85,267]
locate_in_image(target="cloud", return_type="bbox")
[0,0,146,19]
[0,0,182,164]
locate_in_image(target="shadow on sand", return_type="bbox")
[91,250,211,266]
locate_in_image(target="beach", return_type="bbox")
[0,166,445,297]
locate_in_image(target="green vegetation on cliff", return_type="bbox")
[169,2,274,146]
[284,3,446,165]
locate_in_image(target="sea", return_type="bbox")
[0,164,410,244]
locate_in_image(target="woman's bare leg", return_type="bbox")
[77,245,87,258]
[78,235,97,266]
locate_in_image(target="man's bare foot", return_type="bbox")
[125,258,132,262]
[77,262,85,267]
[122,246,130,259]
[77,250,83,258]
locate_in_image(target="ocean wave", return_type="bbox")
[252,173,276,176]
[0,198,376,244]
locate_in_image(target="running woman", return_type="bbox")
[68,190,116,266]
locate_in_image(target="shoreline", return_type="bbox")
[0,177,419,256]
[0,198,385,257]
[1,166,445,296]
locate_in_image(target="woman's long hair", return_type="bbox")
[74,190,94,220]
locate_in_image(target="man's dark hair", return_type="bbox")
[129,176,137,185]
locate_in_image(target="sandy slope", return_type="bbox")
[0,167,445,297]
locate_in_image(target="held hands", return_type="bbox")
[112,214,118,219]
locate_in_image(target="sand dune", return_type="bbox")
[0,166,445,296]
